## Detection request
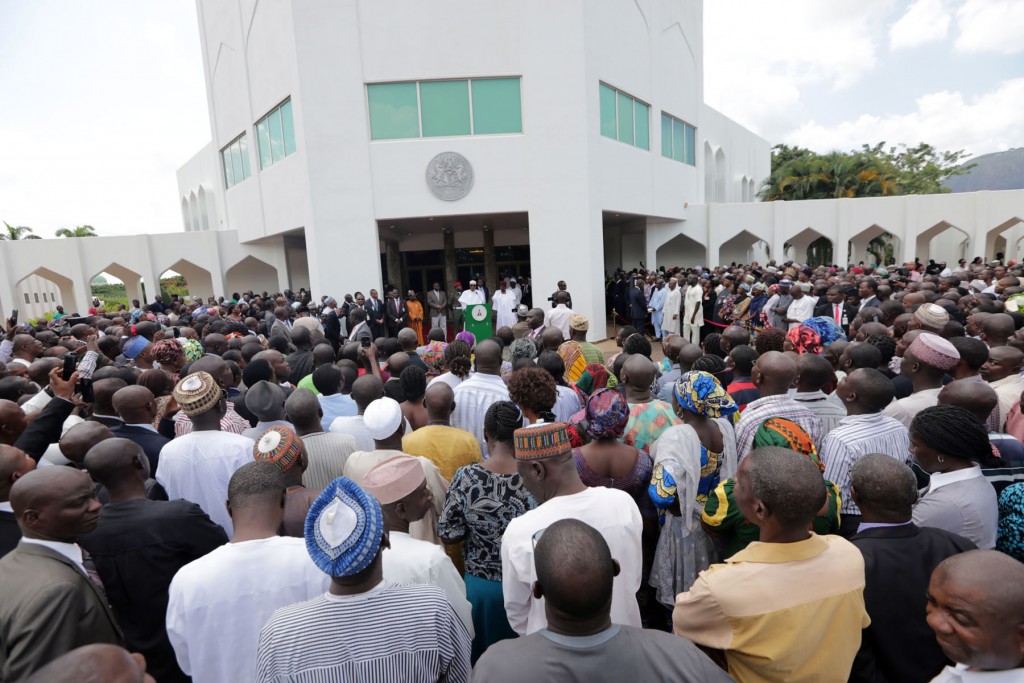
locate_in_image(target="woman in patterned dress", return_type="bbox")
[438,401,536,662]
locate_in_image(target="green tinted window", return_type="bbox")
[238,135,251,177]
[420,80,471,137]
[673,119,684,162]
[599,84,617,139]
[268,108,284,162]
[617,92,634,145]
[256,119,271,168]
[368,83,419,140]
[471,78,522,134]
[230,143,243,183]
[685,124,696,165]
[281,100,296,155]
[222,148,235,187]
[661,114,672,157]
[634,100,649,150]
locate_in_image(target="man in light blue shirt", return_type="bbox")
[313,365,357,431]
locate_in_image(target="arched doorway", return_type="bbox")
[985,217,1024,262]
[784,227,833,266]
[158,259,216,302]
[848,224,901,266]
[15,268,78,321]
[224,256,279,296]
[656,233,708,269]
[719,230,760,265]
[915,221,970,265]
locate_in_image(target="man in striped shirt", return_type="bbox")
[821,368,911,537]
[736,352,822,462]
[256,478,471,682]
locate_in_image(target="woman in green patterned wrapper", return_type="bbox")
[701,417,841,559]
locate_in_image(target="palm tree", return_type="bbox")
[865,232,895,265]
[0,222,41,240]
[55,225,97,238]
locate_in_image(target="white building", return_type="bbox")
[0,0,1021,332]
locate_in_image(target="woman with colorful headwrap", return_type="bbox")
[701,417,841,559]
[151,338,185,383]
[455,331,476,348]
[557,340,587,385]
[572,389,659,616]
[784,325,823,355]
[180,338,204,363]
[801,315,847,347]
[421,340,447,378]
[648,370,738,605]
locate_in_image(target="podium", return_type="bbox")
[464,303,493,341]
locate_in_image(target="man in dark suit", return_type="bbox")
[628,278,648,332]
[858,277,881,310]
[364,288,385,339]
[848,453,975,683]
[110,386,169,473]
[321,297,341,351]
[384,288,407,338]
[0,366,78,462]
[348,307,373,346]
[813,285,856,337]
[80,439,226,683]
[0,467,123,682]
[0,445,34,558]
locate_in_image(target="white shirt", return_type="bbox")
[883,388,943,428]
[545,304,572,340]
[329,415,375,452]
[553,385,582,423]
[786,295,816,329]
[155,431,255,537]
[930,663,1024,682]
[166,537,329,683]
[458,289,485,308]
[383,531,475,637]
[432,371,467,390]
[820,412,911,515]
[452,373,510,458]
[501,487,643,635]
[492,290,519,329]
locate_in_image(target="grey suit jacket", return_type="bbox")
[270,319,293,341]
[0,543,123,682]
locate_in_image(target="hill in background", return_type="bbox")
[945,147,1024,192]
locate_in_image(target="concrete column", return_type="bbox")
[385,240,402,293]
[443,229,457,292]
[483,228,497,292]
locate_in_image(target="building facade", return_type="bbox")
[1,0,1021,332]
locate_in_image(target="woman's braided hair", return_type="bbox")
[444,339,472,379]
[910,404,998,467]
[484,400,524,444]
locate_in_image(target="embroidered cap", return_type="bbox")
[172,371,222,417]
[514,422,572,461]
[361,454,426,505]
[908,332,960,371]
[305,477,384,578]
[253,426,303,473]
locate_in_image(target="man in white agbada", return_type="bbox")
[662,279,682,338]
[166,462,329,683]
[649,279,666,340]
[361,454,474,636]
[457,281,486,330]
[492,281,519,330]
[502,423,642,635]
[683,276,704,344]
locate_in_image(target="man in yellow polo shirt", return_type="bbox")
[673,446,870,683]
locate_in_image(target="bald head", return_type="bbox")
[84,438,150,488]
[111,385,156,425]
[622,354,656,391]
[397,327,418,351]
[928,550,1024,670]
[284,387,321,429]
[387,352,410,376]
[849,453,918,520]
[534,518,616,623]
[666,336,687,363]
[0,445,35,501]
[844,368,895,413]
[92,378,127,415]
[474,339,503,374]
[741,446,827,529]
[984,345,1024,382]
[678,344,703,372]
[982,313,1016,346]
[60,422,115,467]
[424,381,455,422]
[204,332,228,355]
[23,644,155,683]
[0,398,28,445]
[541,326,565,351]
[9,467,100,540]
[721,325,749,352]
[351,375,385,413]
[753,350,797,395]
[938,378,998,423]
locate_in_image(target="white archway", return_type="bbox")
[181,197,191,231]
[198,186,210,231]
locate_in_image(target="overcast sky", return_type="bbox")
[0,0,1022,240]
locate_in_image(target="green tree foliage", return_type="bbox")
[0,222,41,240]
[55,225,98,238]
[760,142,974,201]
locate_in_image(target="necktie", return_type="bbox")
[834,304,841,324]
[81,549,108,596]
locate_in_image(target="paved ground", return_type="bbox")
[596,321,667,363]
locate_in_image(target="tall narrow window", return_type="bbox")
[256,99,297,169]
[600,83,649,151]
[220,133,251,189]
[660,111,697,166]
[420,80,471,137]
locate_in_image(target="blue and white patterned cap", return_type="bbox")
[305,477,384,578]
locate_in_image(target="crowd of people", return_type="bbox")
[1,253,1024,681]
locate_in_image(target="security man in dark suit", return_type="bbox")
[0,445,34,558]
[848,453,975,683]
[0,467,123,682]
[813,285,857,337]
[110,386,170,474]
[384,288,408,338]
